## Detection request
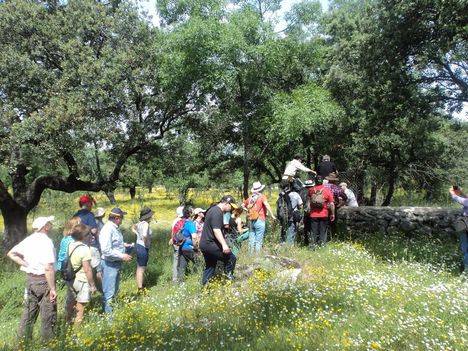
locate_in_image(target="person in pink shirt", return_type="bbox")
[307,176,335,247]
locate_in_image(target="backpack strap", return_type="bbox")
[67,243,86,274]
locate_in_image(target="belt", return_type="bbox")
[27,273,47,282]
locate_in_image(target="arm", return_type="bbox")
[451,194,468,207]
[296,161,315,174]
[213,228,230,254]
[44,263,57,303]
[236,217,243,233]
[7,249,27,268]
[263,199,277,220]
[329,202,336,222]
[82,260,96,292]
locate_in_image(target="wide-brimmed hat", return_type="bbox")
[94,207,106,218]
[139,207,153,221]
[251,181,265,193]
[325,172,339,181]
[304,179,315,187]
[110,207,127,217]
[32,216,55,230]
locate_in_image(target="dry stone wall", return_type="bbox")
[337,206,463,237]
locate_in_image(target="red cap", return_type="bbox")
[79,194,94,207]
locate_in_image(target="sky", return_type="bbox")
[137,0,466,120]
[138,0,330,28]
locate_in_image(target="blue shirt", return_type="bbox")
[99,221,125,261]
[181,220,197,251]
[56,236,74,270]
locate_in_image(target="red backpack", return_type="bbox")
[172,219,186,246]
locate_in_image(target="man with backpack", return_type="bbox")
[277,183,303,245]
[307,176,335,247]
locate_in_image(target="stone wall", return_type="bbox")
[337,206,464,237]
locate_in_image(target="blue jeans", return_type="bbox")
[285,222,297,245]
[102,260,122,313]
[249,220,266,253]
[461,232,468,271]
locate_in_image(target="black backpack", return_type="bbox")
[277,191,290,223]
[277,191,302,223]
[61,243,85,282]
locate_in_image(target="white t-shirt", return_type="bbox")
[345,188,359,207]
[283,159,313,178]
[136,221,152,248]
[288,191,303,210]
[11,232,55,275]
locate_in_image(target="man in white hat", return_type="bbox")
[7,216,57,341]
[243,182,276,253]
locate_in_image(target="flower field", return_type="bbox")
[0,188,467,350]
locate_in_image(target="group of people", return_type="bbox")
[6,195,153,341]
[277,155,358,247]
[6,154,467,344]
[170,187,277,285]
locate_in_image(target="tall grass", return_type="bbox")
[0,188,466,350]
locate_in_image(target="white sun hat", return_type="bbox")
[251,181,266,193]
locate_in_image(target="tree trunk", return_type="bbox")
[355,170,365,205]
[382,173,396,206]
[148,185,153,194]
[129,186,136,199]
[105,190,117,204]
[2,204,28,253]
[369,181,378,206]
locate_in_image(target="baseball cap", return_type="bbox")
[109,207,127,217]
[220,195,238,209]
[32,216,55,230]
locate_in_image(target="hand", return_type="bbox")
[122,254,132,262]
[330,214,335,222]
[91,228,98,234]
[89,285,97,294]
[222,245,231,254]
[168,238,174,246]
[49,289,57,303]
[271,216,277,221]
[124,243,134,248]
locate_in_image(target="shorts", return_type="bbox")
[72,280,91,303]
[136,244,149,267]
[90,247,102,273]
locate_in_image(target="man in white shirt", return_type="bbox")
[7,216,57,341]
[283,155,315,179]
[339,183,359,207]
[99,207,132,313]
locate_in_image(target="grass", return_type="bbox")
[0,188,467,350]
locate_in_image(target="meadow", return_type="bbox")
[0,188,466,351]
